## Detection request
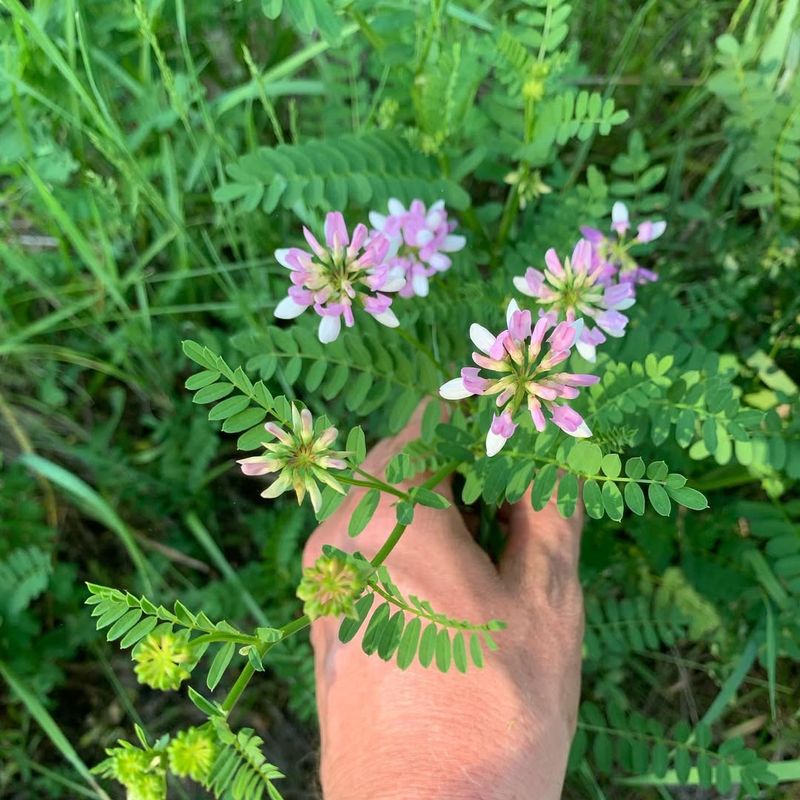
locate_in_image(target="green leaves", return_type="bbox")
[205,720,285,800]
[213,131,469,215]
[601,481,624,521]
[348,490,380,538]
[572,704,778,794]
[464,434,708,521]
[531,463,558,510]
[666,486,709,510]
[583,592,692,662]
[183,339,278,451]
[85,584,263,690]
[567,441,603,474]
[336,566,505,673]
[0,546,52,617]
[236,325,434,426]
[557,472,579,517]
[556,91,629,144]
[648,483,672,516]
[411,487,450,510]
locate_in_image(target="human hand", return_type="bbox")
[303,413,584,800]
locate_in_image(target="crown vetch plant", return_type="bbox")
[77,5,800,799]
[86,186,711,797]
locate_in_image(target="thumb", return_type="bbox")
[498,481,583,603]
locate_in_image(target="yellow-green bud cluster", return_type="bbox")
[297,554,366,620]
[94,744,166,800]
[133,629,193,691]
[167,725,217,782]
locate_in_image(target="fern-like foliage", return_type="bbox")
[588,350,765,468]
[205,719,285,800]
[411,39,487,152]
[94,720,285,800]
[212,130,469,213]
[232,323,439,433]
[85,583,271,646]
[181,338,282,451]
[489,2,628,165]
[336,561,505,673]
[708,21,800,222]
[514,0,573,59]
[570,706,778,795]
[583,593,691,661]
[0,546,51,619]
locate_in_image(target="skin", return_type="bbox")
[303,413,584,799]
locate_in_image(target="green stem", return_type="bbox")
[221,615,310,713]
[494,183,520,264]
[190,632,260,648]
[347,467,412,500]
[422,461,460,491]
[371,521,408,567]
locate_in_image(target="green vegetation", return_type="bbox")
[1,1,798,797]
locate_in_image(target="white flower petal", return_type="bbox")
[570,421,592,438]
[369,212,387,230]
[318,315,342,343]
[485,429,508,457]
[439,378,472,400]
[416,230,434,246]
[443,234,466,252]
[650,220,667,240]
[274,296,307,319]
[381,268,406,292]
[513,275,534,296]
[412,271,430,297]
[384,235,401,260]
[469,323,496,355]
[575,338,597,362]
[506,298,521,330]
[373,308,400,328]
[427,253,450,272]
[260,473,292,499]
[274,248,293,268]
[387,198,405,216]
[612,201,629,226]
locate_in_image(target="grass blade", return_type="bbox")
[19,453,155,594]
[0,660,111,800]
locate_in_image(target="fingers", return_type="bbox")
[498,485,583,605]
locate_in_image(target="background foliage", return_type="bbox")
[0,0,798,797]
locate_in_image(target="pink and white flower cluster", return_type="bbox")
[440,201,665,455]
[580,201,666,285]
[440,300,599,456]
[272,200,664,458]
[369,199,466,298]
[513,238,635,362]
[274,202,465,342]
[273,212,402,343]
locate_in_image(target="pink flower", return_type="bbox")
[513,239,636,362]
[439,300,599,455]
[369,199,465,298]
[274,211,405,343]
[580,201,665,285]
